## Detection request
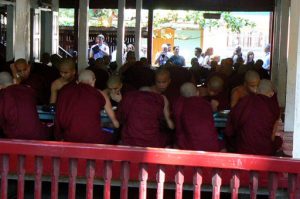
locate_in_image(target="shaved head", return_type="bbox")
[78,70,96,86]
[107,75,122,88]
[258,79,275,96]
[208,76,224,92]
[59,58,76,71]
[244,70,260,93]
[155,68,171,93]
[140,86,152,92]
[0,72,13,88]
[245,70,260,83]
[180,82,198,97]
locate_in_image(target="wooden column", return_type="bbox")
[285,0,300,158]
[77,0,89,71]
[6,5,15,61]
[117,0,126,68]
[147,8,153,65]
[272,0,290,107]
[135,0,143,60]
[15,0,31,60]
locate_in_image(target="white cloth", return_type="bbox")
[90,43,110,60]
[262,52,270,70]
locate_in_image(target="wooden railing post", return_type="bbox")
[17,155,25,199]
[34,156,43,199]
[1,155,9,199]
[51,158,60,199]
[288,173,297,199]
[139,163,148,199]
[68,158,78,199]
[250,171,259,199]
[120,161,130,199]
[103,161,112,199]
[175,166,184,199]
[86,160,95,199]
[193,168,202,199]
[268,172,278,199]
[156,165,165,199]
[230,171,240,199]
[212,169,222,199]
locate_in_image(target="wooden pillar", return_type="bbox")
[271,0,290,107]
[147,8,153,65]
[74,8,79,52]
[135,0,142,60]
[77,0,89,71]
[285,0,300,158]
[15,0,31,60]
[117,0,126,68]
[6,5,15,61]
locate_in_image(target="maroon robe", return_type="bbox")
[225,93,280,155]
[55,83,111,143]
[203,90,230,111]
[21,73,48,105]
[0,85,49,140]
[173,96,220,151]
[118,90,166,147]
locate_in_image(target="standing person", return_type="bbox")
[55,70,119,144]
[194,47,204,66]
[232,46,244,65]
[262,44,271,71]
[245,51,255,66]
[202,47,214,69]
[169,46,186,67]
[155,44,170,66]
[89,34,110,60]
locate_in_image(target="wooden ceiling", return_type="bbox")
[60,0,275,11]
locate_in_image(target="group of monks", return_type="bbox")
[0,54,283,156]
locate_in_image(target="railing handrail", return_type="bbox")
[58,45,73,58]
[0,139,299,174]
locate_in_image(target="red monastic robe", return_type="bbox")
[173,96,220,151]
[0,85,49,140]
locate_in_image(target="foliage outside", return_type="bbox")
[59,9,256,33]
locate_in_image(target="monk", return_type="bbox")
[118,87,174,148]
[0,72,49,140]
[55,70,119,143]
[230,70,260,108]
[103,75,123,107]
[11,58,48,105]
[199,75,230,112]
[173,82,220,151]
[50,58,76,104]
[225,79,282,155]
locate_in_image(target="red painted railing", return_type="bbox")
[0,139,300,199]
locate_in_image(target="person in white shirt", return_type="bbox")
[194,47,204,66]
[202,47,214,69]
[89,34,110,60]
[262,44,271,71]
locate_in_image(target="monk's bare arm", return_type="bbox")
[100,90,120,128]
[50,79,62,104]
[162,95,175,129]
[230,88,240,108]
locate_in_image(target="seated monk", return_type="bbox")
[225,79,282,155]
[0,72,49,140]
[199,75,230,112]
[50,58,76,104]
[118,87,174,148]
[103,75,123,107]
[11,58,48,105]
[173,82,220,151]
[230,70,260,108]
[55,70,119,144]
